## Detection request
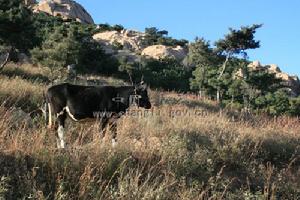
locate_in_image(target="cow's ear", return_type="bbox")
[139,82,147,90]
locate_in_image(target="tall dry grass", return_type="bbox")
[0,64,299,199]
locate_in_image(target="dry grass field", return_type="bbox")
[0,64,299,199]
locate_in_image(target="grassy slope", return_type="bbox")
[0,64,299,199]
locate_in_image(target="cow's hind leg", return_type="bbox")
[99,118,109,140]
[110,122,117,147]
[108,116,118,147]
[56,110,67,149]
[98,116,118,147]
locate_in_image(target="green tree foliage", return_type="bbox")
[214,24,262,101]
[227,79,244,104]
[137,58,191,92]
[144,27,188,47]
[117,56,138,77]
[92,23,124,34]
[31,12,64,47]
[246,70,282,95]
[31,23,118,79]
[215,24,262,57]
[0,0,35,70]
[0,0,35,50]
[227,67,282,107]
[255,90,290,115]
[288,97,300,116]
[188,38,220,96]
[187,24,300,116]
[31,24,79,78]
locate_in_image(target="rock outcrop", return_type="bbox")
[236,61,300,96]
[141,45,187,61]
[10,107,33,128]
[93,30,188,61]
[33,0,94,24]
[93,29,146,52]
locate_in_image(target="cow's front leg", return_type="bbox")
[56,111,67,149]
[99,118,109,140]
[108,117,118,147]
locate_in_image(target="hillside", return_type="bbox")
[0,1,300,199]
[26,0,300,100]
[0,64,299,199]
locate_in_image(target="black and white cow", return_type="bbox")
[46,82,151,148]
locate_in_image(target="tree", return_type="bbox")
[144,27,188,47]
[188,38,219,97]
[289,97,300,116]
[253,89,290,115]
[31,12,64,48]
[227,79,243,105]
[112,24,124,32]
[214,24,262,102]
[266,90,290,115]
[0,0,35,70]
[139,58,191,92]
[31,25,80,79]
[144,27,164,46]
[246,70,282,95]
[31,23,117,80]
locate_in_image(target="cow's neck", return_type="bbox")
[114,86,136,109]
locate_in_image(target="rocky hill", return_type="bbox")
[141,45,187,61]
[28,0,188,61]
[236,61,300,96]
[93,30,146,52]
[93,29,188,61]
[32,0,94,24]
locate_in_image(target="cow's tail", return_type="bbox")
[43,91,52,129]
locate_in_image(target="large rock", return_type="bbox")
[33,0,94,24]
[93,30,188,61]
[10,107,33,128]
[236,61,300,96]
[267,64,281,73]
[248,60,264,70]
[93,29,146,52]
[141,45,187,61]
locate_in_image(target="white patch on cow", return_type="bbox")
[65,106,79,122]
[57,125,65,149]
[48,103,52,129]
[112,139,117,148]
[56,109,65,117]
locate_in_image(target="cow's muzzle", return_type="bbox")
[144,102,151,109]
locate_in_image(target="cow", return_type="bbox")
[46,82,151,149]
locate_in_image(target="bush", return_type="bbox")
[140,58,192,92]
[31,23,119,78]
[143,27,188,47]
[289,97,300,116]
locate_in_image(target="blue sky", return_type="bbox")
[77,0,300,76]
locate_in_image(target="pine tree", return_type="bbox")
[0,0,35,70]
[214,24,262,102]
[31,23,116,80]
[188,38,220,98]
[31,24,81,79]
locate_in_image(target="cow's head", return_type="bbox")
[134,82,151,109]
